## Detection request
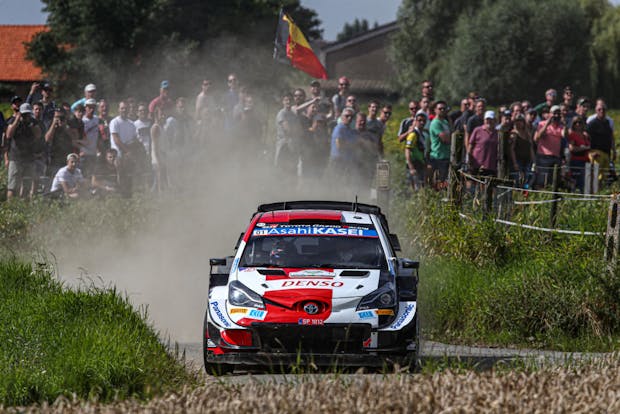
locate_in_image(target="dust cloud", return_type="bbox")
[38,50,377,343]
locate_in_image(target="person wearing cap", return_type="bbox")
[5,102,41,199]
[77,98,101,178]
[46,108,77,180]
[71,83,97,112]
[331,76,350,119]
[26,81,56,130]
[49,153,85,199]
[309,80,332,118]
[468,110,498,177]
[428,101,452,184]
[533,88,557,117]
[148,80,173,117]
[509,114,535,187]
[534,104,565,188]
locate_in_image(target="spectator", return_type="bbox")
[525,108,538,136]
[587,98,614,133]
[534,105,565,188]
[419,97,431,120]
[450,98,468,124]
[150,108,170,193]
[77,99,100,178]
[2,97,23,170]
[465,98,486,157]
[292,88,316,116]
[497,109,513,177]
[587,99,615,185]
[148,80,173,117]
[309,80,333,118]
[71,83,97,112]
[562,86,575,111]
[355,112,381,188]
[223,73,239,130]
[91,148,119,196]
[98,99,112,150]
[49,153,85,199]
[67,104,85,153]
[428,101,452,183]
[421,80,434,101]
[533,88,557,117]
[468,110,498,176]
[274,92,299,175]
[566,116,590,192]
[126,97,137,121]
[305,110,329,177]
[134,103,152,156]
[30,101,47,191]
[509,102,523,121]
[164,97,193,149]
[26,81,56,130]
[5,103,41,199]
[110,101,141,195]
[329,107,357,178]
[509,114,535,187]
[397,101,420,143]
[332,76,350,119]
[236,94,263,153]
[195,79,214,118]
[365,100,384,157]
[46,108,76,180]
[379,104,392,127]
[573,97,590,127]
[405,112,428,191]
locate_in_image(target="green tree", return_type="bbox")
[336,18,376,42]
[437,0,591,103]
[590,5,620,103]
[388,0,482,98]
[26,0,322,99]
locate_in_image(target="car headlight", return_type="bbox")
[228,281,265,309]
[356,282,396,310]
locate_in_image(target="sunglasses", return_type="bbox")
[409,107,417,111]
[343,114,353,118]
[339,83,349,86]
[437,107,447,111]
[383,111,392,115]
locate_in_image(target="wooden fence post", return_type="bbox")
[605,194,620,272]
[550,164,560,228]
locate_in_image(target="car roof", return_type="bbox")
[256,210,373,225]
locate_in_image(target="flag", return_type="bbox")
[274,10,328,79]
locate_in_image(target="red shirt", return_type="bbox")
[536,120,563,157]
[568,131,590,162]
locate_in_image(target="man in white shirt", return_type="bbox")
[109,101,139,195]
[78,98,100,177]
[50,153,85,198]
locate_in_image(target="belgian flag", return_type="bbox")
[274,10,328,79]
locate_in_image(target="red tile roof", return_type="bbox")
[0,25,48,82]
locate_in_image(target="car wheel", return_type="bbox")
[203,310,234,376]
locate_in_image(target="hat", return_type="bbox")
[515,114,526,121]
[41,82,52,91]
[19,103,33,114]
[10,95,22,104]
[563,85,572,93]
[415,110,428,120]
[577,97,590,106]
[84,98,97,106]
[550,105,561,113]
[160,80,169,89]
[502,109,512,117]
[66,153,79,161]
[84,83,96,92]
[484,110,495,120]
[338,76,350,85]
[310,80,321,87]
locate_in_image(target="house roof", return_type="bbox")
[320,21,399,54]
[0,25,48,82]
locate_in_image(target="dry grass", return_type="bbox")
[4,357,620,413]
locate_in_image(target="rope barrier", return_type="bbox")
[513,198,562,205]
[494,219,603,236]
[496,184,613,198]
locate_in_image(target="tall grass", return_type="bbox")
[0,258,196,406]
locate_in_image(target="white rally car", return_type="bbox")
[204,201,419,374]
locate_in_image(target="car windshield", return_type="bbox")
[239,224,387,269]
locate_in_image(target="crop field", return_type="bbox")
[4,356,619,413]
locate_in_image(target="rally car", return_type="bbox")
[204,201,419,374]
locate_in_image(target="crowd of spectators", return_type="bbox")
[1,75,616,201]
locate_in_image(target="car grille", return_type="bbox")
[251,323,371,354]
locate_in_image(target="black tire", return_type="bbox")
[203,310,234,376]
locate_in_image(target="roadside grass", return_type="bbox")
[0,257,197,406]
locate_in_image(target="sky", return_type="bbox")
[0,0,401,41]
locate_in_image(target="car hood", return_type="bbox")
[234,267,381,299]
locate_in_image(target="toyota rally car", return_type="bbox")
[203,201,419,374]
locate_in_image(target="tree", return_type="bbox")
[388,0,482,98]
[336,18,377,42]
[26,0,322,99]
[437,0,591,103]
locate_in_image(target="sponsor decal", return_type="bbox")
[252,225,378,237]
[281,280,343,288]
[376,309,395,316]
[390,303,415,330]
[229,308,247,314]
[210,301,231,328]
[363,338,372,348]
[231,257,240,273]
[240,267,254,272]
[247,309,267,320]
[298,318,324,325]
[357,310,375,320]
[256,222,266,227]
[290,269,336,278]
[303,302,319,315]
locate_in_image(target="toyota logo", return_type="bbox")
[303,302,319,315]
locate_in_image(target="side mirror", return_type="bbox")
[389,234,402,252]
[210,258,227,266]
[401,259,419,269]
